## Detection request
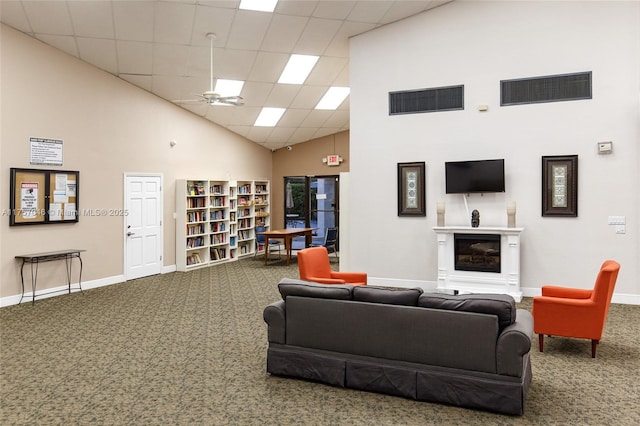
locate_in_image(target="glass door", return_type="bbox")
[284,175,339,250]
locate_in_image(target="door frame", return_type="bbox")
[123,172,164,280]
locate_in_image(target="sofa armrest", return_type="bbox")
[496,309,533,377]
[263,300,286,344]
[542,285,592,299]
[330,271,367,284]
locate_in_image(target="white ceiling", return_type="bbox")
[1,0,451,151]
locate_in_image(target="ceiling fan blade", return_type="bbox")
[216,96,244,106]
[173,98,207,104]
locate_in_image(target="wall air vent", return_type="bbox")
[501,72,592,106]
[389,85,464,115]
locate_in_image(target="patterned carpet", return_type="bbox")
[1,258,639,425]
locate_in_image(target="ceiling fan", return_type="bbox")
[174,33,244,107]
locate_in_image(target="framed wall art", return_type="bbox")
[542,155,577,217]
[397,161,426,217]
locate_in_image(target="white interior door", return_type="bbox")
[125,174,163,280]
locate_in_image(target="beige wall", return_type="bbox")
[271,131,350,229]
[0,25,272,300]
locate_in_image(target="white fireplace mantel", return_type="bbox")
[433,226,524,301]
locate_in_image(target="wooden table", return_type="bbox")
[256,227,317,266]
[15,249,85,305]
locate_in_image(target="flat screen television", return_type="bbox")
[445,159,505,194]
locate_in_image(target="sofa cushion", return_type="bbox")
[352,286,422,306]
[278,278,353,300]
[418,293,516,330]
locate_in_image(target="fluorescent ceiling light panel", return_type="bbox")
[278,54,319,85]
[214,79,244,96]
[315,87,351,110]
[239,0,278,12]
[254,107,285,127]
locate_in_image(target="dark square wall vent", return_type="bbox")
[501,72,592,106]
[389,85,464,115]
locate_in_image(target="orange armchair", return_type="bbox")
[532,260,620,358]
[297,247,367,286]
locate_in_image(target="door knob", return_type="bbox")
[127,232,135,237]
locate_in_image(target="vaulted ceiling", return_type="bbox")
[1,0,451,150]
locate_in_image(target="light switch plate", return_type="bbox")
[598,141,613,154]
[608,216,625,225]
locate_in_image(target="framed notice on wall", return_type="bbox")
[9,168,79,226]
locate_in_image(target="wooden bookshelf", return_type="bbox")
[176,179,269,270]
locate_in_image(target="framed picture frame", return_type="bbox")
[542,155,577,217]
[9,168,80,226]
[397,161,426,217]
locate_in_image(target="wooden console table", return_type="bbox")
[15,249,86,305]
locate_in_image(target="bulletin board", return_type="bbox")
[9,168,79,226]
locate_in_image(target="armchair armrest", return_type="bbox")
[305,277,347,284]
[330,271,368,284]
[533,296,602,338]
[541,285,592,299]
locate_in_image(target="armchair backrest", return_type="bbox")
[298,247,332,280]
[591,260,620,319]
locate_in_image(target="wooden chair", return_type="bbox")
[297,247,367,285]
[532,260,620,358]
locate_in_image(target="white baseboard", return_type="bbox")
[0,265,178,308]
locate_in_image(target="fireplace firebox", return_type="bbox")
[454,233,501,273]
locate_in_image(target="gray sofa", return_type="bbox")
[263,279,533,415]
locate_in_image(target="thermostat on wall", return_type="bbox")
[597,141,612,154]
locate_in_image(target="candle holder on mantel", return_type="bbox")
[507,201,517,228]
[436,201,445,227]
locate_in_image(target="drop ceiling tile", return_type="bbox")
[117,41,153,75]
[323,20,376,57]
[67,1,114,38]
[180,76,209,100]
[266,84,302,107]
[153,44,189,75]
[322,109,350,128]
[119,74,153,92]
[206,104,240,124]
[260,13,308,53]
[192,5,235,47]
[265,126,296,143]
[22,0,73,35]
[113,1,154,42]
[381,1,432,24]
[294,17,342,55]
[76,37,118,74]
[312,1,356,20]
[305,56,348,86]
[223,105,262,126]
[290,85,327,109]
[275,1,319,17]
[225,125,252,139]
[154,2,196,44]
[1,1,32,33]
[240,82,275,107]
[289,127,320,144]
[35,34,79,58]
[301,109,333,127]
[152,75,186,101]
[247,126,275,143]
[333,65,350,87]
[348,1,394,23]
[185,45,210,77]
[278,108,311,128]
[214,49,257,80]
[247,52,290,83]
[226,10,272,50]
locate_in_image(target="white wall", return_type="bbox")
[349,1,639,302]
[0,25,272,301]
